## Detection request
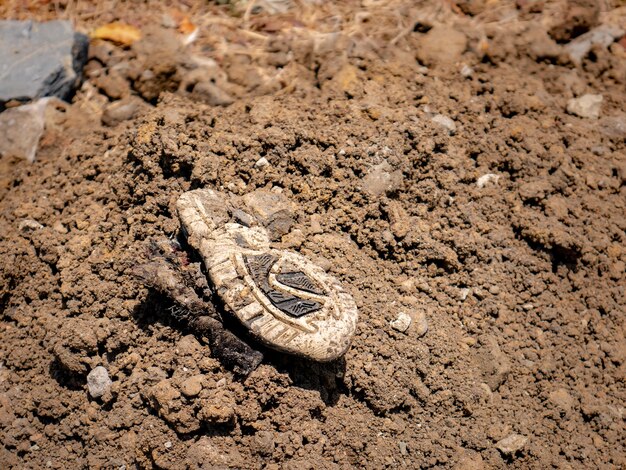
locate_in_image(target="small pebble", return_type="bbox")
[254,157,270,169]
[476,174,500,188]
[460,288,471,300]
[431,114,457,135]
[87,366,112,399]
[164,441,173,449]
[390,312,412,333]
[566,94,603,119]
[398,441,408,456]
[18,219,44,232]
[460,64,473,77]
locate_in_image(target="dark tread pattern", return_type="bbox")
[244,253,322,318]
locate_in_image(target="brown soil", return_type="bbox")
[1,1,625,469]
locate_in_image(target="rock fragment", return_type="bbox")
[495,434,528,456]
[18,219,44,232]
[87,366,112,399]
[476,174,500,188]
[0,20,88,107]
[567,94,603,119]
[254,157,270,169]
[565,25,624,64]
[390,312,412,333]
[361,162,403,197]
[101,96,142,126]
[431,114,457,135]
[0,98,51,162]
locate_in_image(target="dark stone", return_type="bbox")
[0,20,88,109]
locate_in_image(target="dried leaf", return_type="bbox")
[179,17,196,35]
[168,9,197,35]
[91,22,141,46]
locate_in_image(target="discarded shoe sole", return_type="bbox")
[176,189,358,362]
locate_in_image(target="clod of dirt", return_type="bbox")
[144,379,200,433]
[548,387,575,412]
[186,437,244,469]
[180,375,204,398]
[131,27,185,102]
[411,309,429,337]
[548,0,599,43]
[242,189,296,240]
[416,26,467,66]
[93,70,130,100]
[599,115,626,138]
[525,26,562,62]
[518,179,553,202]
[477,335,511,392]
[198,389,236,425]
[52,318,99,375]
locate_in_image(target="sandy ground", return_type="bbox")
[1,0,625,468]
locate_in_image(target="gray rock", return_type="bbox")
[565,25,624,65]
[0,20,88,108]
[567,94,603,119]
[87,366,112,398]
